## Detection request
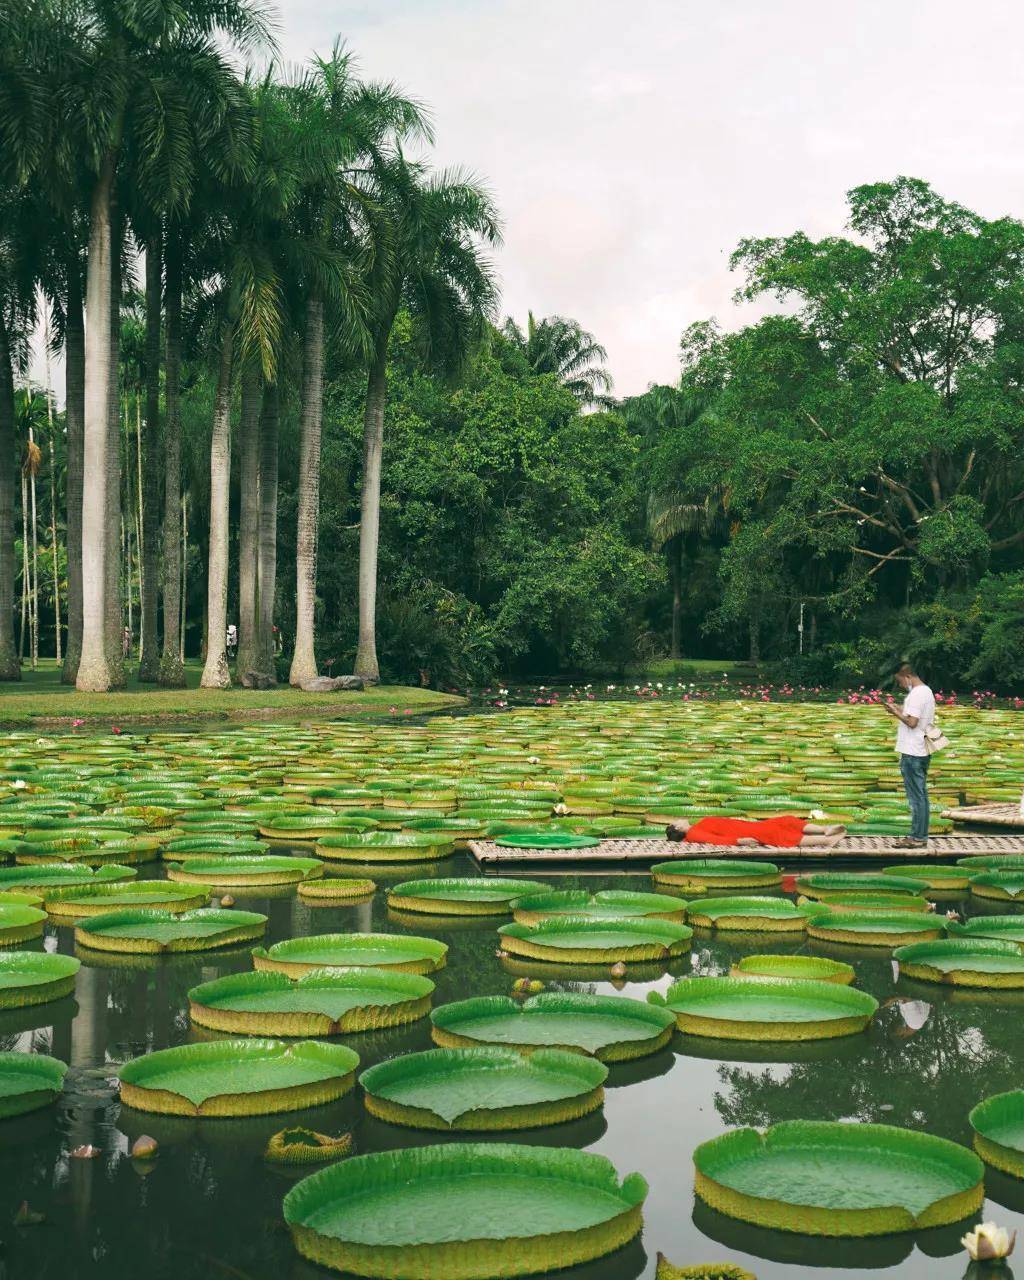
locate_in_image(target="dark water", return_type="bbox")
[2,855,1022,1280]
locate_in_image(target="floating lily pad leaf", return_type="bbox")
[894,938,1024,987]
[969,871,1024,901]
[297,877,376,901]
[76,908,267,954]
[948,915,1024,946]
[283,1143,647,1276]
[0,863,136,890]
[795,873,923,900]
[731,954,855,985]
[165,856,322,886]
[653,976,877,1041]
[119,1038,359,1116]
[0,903,46,947]
[387,878,547,916]
[253,932,447,977]
[806,910,946,947]
[0,951,79,1008]
[686,896,819,933]
[970,1090,1024,1178]
[431,992,675,1061]
[359,1046,607,1129]
[188,967,434,1035]
[45,881,210,919]
[693,1120,984,1234]
[881,864,971,890]
[498,917,692,965]
[512,889,688,925]
[0,1051,67,1119]
[314,833,455,863]
[494,833,600,850]
[651,860,781,890]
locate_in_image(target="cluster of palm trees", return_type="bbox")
[0,0,500,691]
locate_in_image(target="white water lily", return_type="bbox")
[553,803,569,815]
[962,1221,1016,1261]
[808,808,826,820]
[10,779,26,790]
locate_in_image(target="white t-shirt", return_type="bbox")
[896,683,935,756]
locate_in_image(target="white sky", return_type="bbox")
[280,0,1024,397]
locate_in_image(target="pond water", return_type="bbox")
[4,851,1023,1280]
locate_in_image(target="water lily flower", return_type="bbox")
[10,779,26,790]
[962,1222,1016,1261]
[70,1145,100,1159]
[553,803,569,815]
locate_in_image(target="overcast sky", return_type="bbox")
[278,0,1024,397]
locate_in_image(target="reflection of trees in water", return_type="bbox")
[712,998,1021,1142]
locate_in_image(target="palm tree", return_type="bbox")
[502,312,612,407]
[69,0,273,692]
[353,159,501,682]
[286,47,429,688]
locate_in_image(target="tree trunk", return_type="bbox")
[77,153,117,692]
[0,310,19,679]
[748,613,760,664]
[42,310,62,664]
[29,441,38,668]
[103,213,125,688]
[138,236,162,679]
[180,494,187,660]
[235,362,262,680]
[257,382,279,678]
[158,229,185,686]
[61,265,84,682]
[289,294,325,687]
[353,340,388,683]
[669,536,682,660]
[200,316,236,688]
[19,472,28,660]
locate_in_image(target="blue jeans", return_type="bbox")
[899,753,931,841]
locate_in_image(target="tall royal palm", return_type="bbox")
[72,0,273,692]
[286,48,429,688]
[503,312,612,407]
[353,160,501,682]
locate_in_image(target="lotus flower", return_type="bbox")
[962,1222,1016,1261]
[70,1145,100,1159]
[553,803,570,815]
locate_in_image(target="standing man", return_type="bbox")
[883,663,936,848]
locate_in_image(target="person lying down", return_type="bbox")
[666,814,846,849]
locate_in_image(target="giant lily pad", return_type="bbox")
[498,917,692,965]
[0,863,136,891]
[512,889,688,925]
[45,880,210,919]
[188,968,434,1035]
[386,878,547,916]
[359,1047,607,1130]
[0,902,46,947]
[0,951,79,1007]
[163,836,270,860]
[948,915,1024,947]
[314,833,455,863]
[957,855,1024,871]
[431,992,676,1062]
[118,1038,359,1116]
[797,890,931,914]
[297,877,376,902]
[283,1143,647,1277]
[970,1090,1024,1178]
[894,938,1024,988]
[795,873,924,901]
[652,976,877,1041]
[75,907,267,954]
[650,860,781,890]
[881,864,971,891]
[494,833,600,850]
[731,954,855,985]
[165,856,323,886]
[252,932,447,977]
[969,870,1024,901]
[806,909,946,947]
[686,896,819,934]
[693,1121,984,1234]
[0,1051,67,1118]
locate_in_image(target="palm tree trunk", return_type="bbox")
[0,309,20,680]
[289,294,325,687]
[19,473,28,660]
[354,339,388,683]
[669,536,682,660]
[103,227,125,689]
[43,313,62,664]
[61,265,84,683]
[138,238,161,680]
[257,382,279,678]
[159,229,185,686]
[180,494,187,661]
[29,431,39,668]
[200,315,236,689]
[235,362,262,681]
[77,152,116,692]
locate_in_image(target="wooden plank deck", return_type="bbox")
[942,803,1024,830]
[470,833,1024,866]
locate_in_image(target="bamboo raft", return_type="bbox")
[942,803,1024,830]
[470,834,1024,867]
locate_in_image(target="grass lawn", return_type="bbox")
[624,657,753,679]
[0,661,465,727]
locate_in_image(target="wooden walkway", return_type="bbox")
[470,833,1024,866]
[942,803,1024,830]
